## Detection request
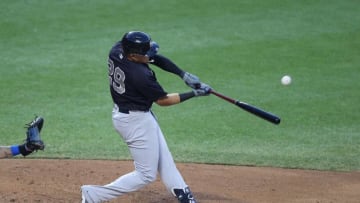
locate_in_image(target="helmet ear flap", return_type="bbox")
[146,41,159,58]
[121,31,151,56]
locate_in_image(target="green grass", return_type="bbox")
[0,0,359,171]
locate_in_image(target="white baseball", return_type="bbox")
[281,75,291,85]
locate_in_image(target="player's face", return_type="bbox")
[128,54,150,64]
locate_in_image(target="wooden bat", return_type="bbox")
[210,90,281,125]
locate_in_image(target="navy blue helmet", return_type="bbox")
[121,31,151,56]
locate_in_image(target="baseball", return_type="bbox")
[281,75,291,85]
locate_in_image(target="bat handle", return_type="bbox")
[210,90,236,103]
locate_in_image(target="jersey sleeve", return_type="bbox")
[150,54,185,77]
[134,67,168,102]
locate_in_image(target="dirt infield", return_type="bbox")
[1,159,359,203]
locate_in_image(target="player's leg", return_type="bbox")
[109,111,160,187]
[154,115,197,202]
[156,129,187,189]
[82,111,160,202]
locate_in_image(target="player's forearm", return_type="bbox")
[151,54,185,77]
[156,93,181,106]
[156,92,195,106]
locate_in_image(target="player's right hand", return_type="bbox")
[193,83,211,96]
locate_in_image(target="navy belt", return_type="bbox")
[118,108,149,114]
[118,108,130,114]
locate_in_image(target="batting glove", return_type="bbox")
[193,83,211,96]
[183,72,201,89]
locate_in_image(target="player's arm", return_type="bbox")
[156,92,199,106]
[155,83,212,106]
[155,93,182,106]
[147,42,201,89]
[151,54,201,89]
[150,54,185,77]
[0,146,13,158]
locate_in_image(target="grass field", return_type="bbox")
[1,0,359,171]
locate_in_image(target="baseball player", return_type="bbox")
[81,31,211,203]
[0,116,45,159]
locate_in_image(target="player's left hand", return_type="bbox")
[25,116,45,151]
[183,72,201,89]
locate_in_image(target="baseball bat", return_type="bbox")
[210,90,281,125]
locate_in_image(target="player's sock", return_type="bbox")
[10,145,21,156]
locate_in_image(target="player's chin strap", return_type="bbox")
[172,187,197,203]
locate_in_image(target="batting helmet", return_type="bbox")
[121,31,151,56]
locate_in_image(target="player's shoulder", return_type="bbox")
[109,43,127,62]
[110,41,123,55]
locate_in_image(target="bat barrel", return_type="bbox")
[210,90,280,125]
[235,101,281,125]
